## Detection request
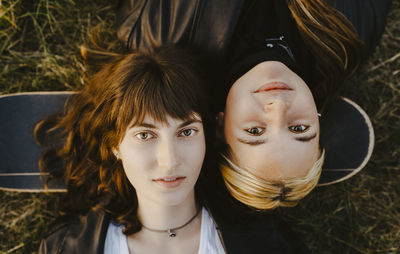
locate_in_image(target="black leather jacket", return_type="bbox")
[39,211,109,254]
[116,0,244,60]
[116,0,391,59]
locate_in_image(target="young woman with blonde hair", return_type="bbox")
[115,0,385,210]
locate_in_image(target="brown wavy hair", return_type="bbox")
[35,46,209,234]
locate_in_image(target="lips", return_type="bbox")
[254,82,292,93]
[152,176,186,188]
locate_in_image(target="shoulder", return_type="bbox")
[222,215,309,254]
[39,210,110,254]
[206,201,309,254]
[116,0,245,56]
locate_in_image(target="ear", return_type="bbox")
[112,148,120,160]
[216,112,225,139]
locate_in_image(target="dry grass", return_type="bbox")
[0,0,121,93]
[0,0,399,253]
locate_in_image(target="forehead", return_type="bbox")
[231,136,320,180]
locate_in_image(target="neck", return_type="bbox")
[127,190,202,253]
[136,190,198,231]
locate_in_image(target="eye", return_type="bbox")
[135,132,154,140]
[246,127,265,136]
[179,128,197,137]
[289,125,310,133]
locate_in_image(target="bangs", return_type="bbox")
[117,55,206,128]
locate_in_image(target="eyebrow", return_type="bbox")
[295,132,317,142]
[136,122,157,129]
[237,138,266,146]
[178,119,202,128]
[134,119,202,129]
[237,132,317,146]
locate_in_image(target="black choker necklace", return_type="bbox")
[141,207,202,238]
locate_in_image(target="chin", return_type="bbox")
[152,191,194,207]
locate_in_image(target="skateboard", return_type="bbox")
[0,92,73,192]
[318,97,374,186]
[0,92,373,191]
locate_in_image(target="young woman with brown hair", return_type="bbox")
[116,0,387,210]
[37,46,219,253]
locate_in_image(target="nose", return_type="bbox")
[261,97,290,130]
[156,137,179,171]
[263,97,288,115]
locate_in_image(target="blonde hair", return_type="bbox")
[220,150,325,210]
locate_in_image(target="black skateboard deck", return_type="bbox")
[0,92,72,192]
[0,92,372,191]
[318,97,374,186]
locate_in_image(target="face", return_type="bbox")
[223,61,320,181]
[115,114,205,207]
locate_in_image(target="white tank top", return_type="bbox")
[104,207,225,253]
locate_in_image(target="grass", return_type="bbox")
[0,0,399,253]
[0,0,122,93]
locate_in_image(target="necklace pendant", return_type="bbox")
[168,229,176,238]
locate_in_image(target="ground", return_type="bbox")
[0,0,399,253]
